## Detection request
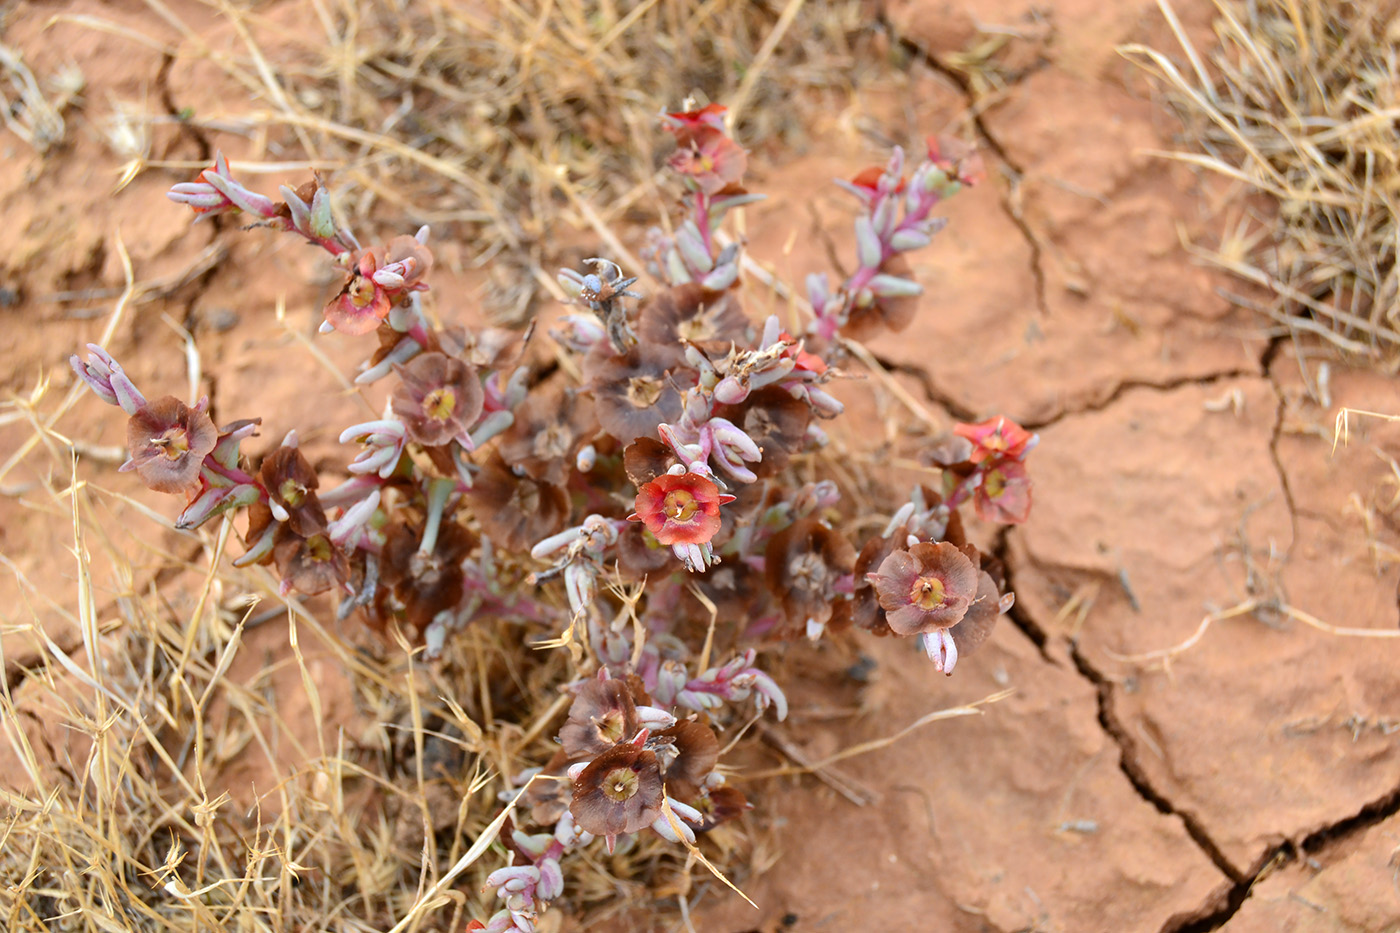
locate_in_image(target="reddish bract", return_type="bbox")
[954,415,1036,463]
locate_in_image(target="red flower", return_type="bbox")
[661,103,728,146]
[667,129,747,195]
[629,471,730,547]
[324,249,392,336]
[124,396,218,494]
[974,459,1033,524]
[777,330,827,375]
[954,416,1036,463]
[848,166,906,195]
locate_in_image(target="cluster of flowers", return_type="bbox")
[72,105,1032,929]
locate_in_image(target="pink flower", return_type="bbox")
[629,471,731,547]
[974,459,1033,524]
[667,129,747,195]
[391,352,483,447]
[324,250,393,336]
[323,236,434,336]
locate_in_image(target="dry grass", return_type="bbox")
[62,0,882,322]
[1123,0,1400,362]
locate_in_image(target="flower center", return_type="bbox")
[626,376,663,408]
[679,312,718,342]
[911,574,947,610]
[663,489,700,523]
[305,534,334,563]
[535,424,570,459]
[349,276,377,309]
[789,552,827,593]
[593,711,626,745]
[424,386,457,422]
[983,468,1006,499]
[602,766,640,802]
[153,428,191,460]
[279,478,308,507]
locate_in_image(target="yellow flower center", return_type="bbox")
[603,766,640,802]
[911,574,947,610]
[305,534,334,563]
[627,376,663,408]
[153,428,190,460]
[663,488,700,522]
[349,276,377,309]
[279,478,308,507]
[424,386,457,422]
[984,468,1006,499]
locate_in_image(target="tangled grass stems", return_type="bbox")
[58,0,876,322]
[1124,0,1400,362]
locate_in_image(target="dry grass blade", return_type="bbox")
[1124,0,1400,361]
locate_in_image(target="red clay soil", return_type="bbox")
[2,1,1400,932]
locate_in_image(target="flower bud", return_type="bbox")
[71,345,147,415]
[175,482,260,530]
[309,186,338,240]
[675,220,714,273]
[713,375,748,406]
[664,246,692,284]
[699,260,739,291]
[709,192,767,215]
[556,267,585,299]
[867,274,923,298]
[278,185,312,235]
[889,228,932,252]
[854,214,882,269]
[575,443,597,473]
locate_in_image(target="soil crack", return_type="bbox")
[1020,368,1262,432]
[1260,335,1300,552]
[880,17,1050,319]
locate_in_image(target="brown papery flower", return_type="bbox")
[764,518,856,639]
[583,342,686,446]
[559,677,639,760]
[392,352,484,447]
[717,386,810,477]
[869,541,978,636]
[124,396,217,494]
[273,531,348,597]
[259,446,327,536]
[637,283,750,353]
[377,516,474,636]
[570,743,664,837]
[498,388,596,486]
[657,720,719,793]
[463,453,569,551]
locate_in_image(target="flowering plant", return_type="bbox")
[72,104,1032,930]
